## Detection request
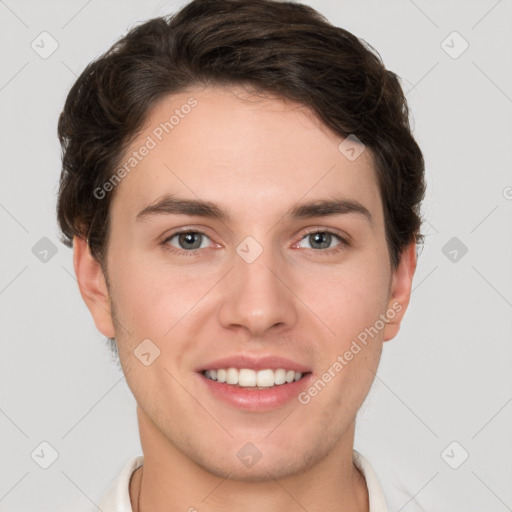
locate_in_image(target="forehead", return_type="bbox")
[109,84,383,227]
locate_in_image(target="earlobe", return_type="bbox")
[383,242,417,342]
[73,236,116,338]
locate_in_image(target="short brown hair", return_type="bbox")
[57,0,425,270]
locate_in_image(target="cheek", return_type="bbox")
[299,263,387,416]
[297,256,391,343]
[108,250,218,347]
[108,233,391,349]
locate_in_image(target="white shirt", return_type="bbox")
[98,449,388,511]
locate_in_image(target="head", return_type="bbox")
[57,0,424,481]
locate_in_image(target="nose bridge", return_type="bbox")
[217,234,297,335]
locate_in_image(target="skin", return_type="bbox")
[73,85,417,512]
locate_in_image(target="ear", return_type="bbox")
[73,236,116,338]
[383,242,417,342]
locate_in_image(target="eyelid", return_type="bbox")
[161,231,216,259]
[161,227,216,249]
[297,226,350,242]
[293,228,349,251]
[161,225,214,242]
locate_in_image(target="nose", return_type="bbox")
[217,239,298,337]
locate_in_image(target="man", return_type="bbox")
[56,0,425,510]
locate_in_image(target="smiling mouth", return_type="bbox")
[202,368,310,389]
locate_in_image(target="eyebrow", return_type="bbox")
[135,193,372,224]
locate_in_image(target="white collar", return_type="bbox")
[98,449,388,511]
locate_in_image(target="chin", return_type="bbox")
[187,438,322,483]
[200,456,309,483]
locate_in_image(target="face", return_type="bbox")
[75,85,415,481]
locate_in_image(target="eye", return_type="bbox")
[296,230,347,252]
[161,228,348,256]
[163,230,213,253]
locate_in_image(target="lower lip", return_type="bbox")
[198,372,313,412]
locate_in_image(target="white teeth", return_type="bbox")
[238,369,257,387]
[256,369,275,387]
[203,367,304,388]
[285,370,295,383]
[226,367,238,385]
[274,368,286,385]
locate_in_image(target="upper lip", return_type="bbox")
[197,354,311,373]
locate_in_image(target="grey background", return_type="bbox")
[1,0,511,510]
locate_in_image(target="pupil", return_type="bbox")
[180,232,201,249]
[312,232,330,249]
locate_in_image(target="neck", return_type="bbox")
[130,408,369,512]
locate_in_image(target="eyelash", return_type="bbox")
[160,228,349,257]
